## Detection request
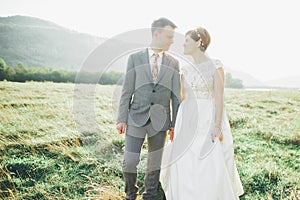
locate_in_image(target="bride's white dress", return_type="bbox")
[160,59,244,200]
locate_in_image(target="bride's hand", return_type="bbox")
[168,127,174,142]
[211,129,223,142]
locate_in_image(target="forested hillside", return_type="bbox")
[0,15,104,69]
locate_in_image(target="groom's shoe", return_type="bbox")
[124,172,138,200]
[143,170,161,200]
[124,193,137,200]
[124,195,137,200]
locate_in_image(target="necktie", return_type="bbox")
[152,53,159,81]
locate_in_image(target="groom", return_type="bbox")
[116,17,181,200]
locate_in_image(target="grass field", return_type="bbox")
[0,81,299,200]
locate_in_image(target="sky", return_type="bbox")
[1,0,300,83]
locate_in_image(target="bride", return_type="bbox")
[160,26,244,199]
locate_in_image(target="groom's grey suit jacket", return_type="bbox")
[117,48,181,132]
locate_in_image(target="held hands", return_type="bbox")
[168,127,174,142]
[116,122,127,134]
[211,128,223,142]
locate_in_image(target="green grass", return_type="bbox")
[225,89,300,200]
[0,81,299,199]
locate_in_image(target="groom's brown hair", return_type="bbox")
[151,17,177,35]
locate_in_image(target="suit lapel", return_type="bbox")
[156,53,170,83]
[140,49,153,81]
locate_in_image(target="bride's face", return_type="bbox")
[183,35,198,55]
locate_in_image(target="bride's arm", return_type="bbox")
[212,66,225,141]
[180,73,186,101]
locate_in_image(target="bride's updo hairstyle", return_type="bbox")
[186,27,211,52]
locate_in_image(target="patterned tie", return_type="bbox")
[152,53,159,81]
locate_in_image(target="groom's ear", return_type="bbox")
[153,29,160,38]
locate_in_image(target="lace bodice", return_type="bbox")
[182,59,223,99]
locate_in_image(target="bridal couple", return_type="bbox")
[116,17,244,200]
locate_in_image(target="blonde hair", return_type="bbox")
[186,26,211,51]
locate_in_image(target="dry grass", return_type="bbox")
[0,82,299,199]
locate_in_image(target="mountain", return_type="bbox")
[0,15,105,69]
[1,15,298,88]
[226,68,300,89]
[225,67,266,87]
[265,76,300,89]
[225,67,300,89]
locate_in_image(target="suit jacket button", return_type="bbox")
[151,102,154,105]
[152,90,155,93]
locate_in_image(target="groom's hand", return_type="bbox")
[168,127,174,142]
[116,122,127,134]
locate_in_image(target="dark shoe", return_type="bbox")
[124,197,137,200]
[124,172,138,200]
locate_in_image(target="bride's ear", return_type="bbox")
[196,40,202,48]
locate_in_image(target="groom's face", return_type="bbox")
[154,25,174,51]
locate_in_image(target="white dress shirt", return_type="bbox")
[148,48,163,75]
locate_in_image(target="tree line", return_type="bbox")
[0,58,123,85]
[0,58,243,88]
[225,73,244,88]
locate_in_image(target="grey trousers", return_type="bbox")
[123,121,166,200]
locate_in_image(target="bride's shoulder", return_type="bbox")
[211,59,223,69]
[179,64,192,75]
